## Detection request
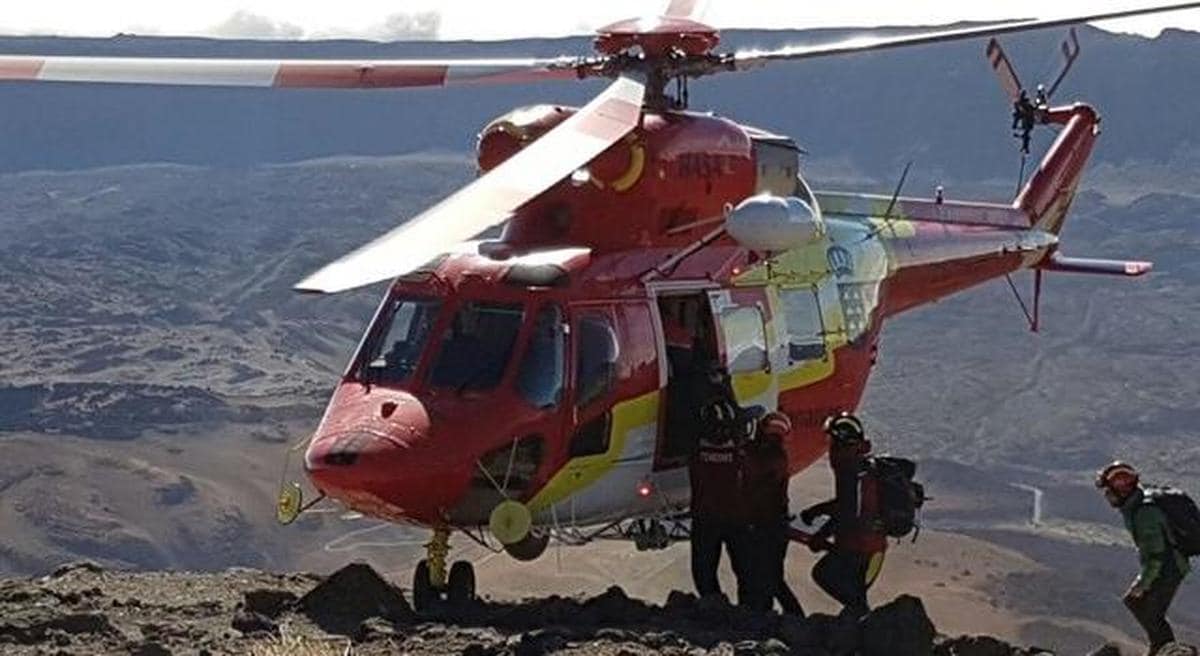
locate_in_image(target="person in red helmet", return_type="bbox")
[742,409,804,615]
[1096,461,1192,655]
[800,412,887,619]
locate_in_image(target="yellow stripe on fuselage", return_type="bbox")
[527,390,660,512]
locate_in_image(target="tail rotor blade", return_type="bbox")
[293,76,645,294]
[986,38,1024,102]
[1046,27,1081,98]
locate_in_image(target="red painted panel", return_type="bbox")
[274,64,448,88]
[0,58,43,80]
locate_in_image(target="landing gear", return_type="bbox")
[629,518,670,551]
[411,526,477,613]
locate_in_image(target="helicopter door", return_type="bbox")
[540,301,659,503]
[707,287,776,408]
[654,291,720,468]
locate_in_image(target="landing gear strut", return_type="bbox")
[411,526,476,613]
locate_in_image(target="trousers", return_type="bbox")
[812,547,884,618]
[1124,572,1184,654]
[691,516,754,605]
[751,521,804,615]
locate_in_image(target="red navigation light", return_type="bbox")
[636,481,654,498]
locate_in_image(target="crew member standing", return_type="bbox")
[742,410,804,615]
[688,382,754,606]
[1096,462,1192,656]
[800,413,887,619]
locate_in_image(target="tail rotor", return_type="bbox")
[986,28,1082,192]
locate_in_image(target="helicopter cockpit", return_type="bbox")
[355,286,576,419]
[358,294,537,394]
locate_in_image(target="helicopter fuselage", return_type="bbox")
[302,105,1086,536]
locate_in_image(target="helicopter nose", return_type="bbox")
[303,398,468,519]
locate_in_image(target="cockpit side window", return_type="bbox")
[517,305,566,409]
[429,301,525,391]
[361,296,442,385]
[575,314,619,409]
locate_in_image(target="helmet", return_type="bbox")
[823,412,865,445]
[1096,461,1139,496]
[700,398,741,444]
[759,411,792,438]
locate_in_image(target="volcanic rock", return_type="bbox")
[296,562,413,636]
[860,595,936,656]
[230,610,277,636]
[241,588,296,618]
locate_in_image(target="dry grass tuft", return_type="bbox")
[247,634,353,656]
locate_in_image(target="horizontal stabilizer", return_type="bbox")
[1040,253,1152,276]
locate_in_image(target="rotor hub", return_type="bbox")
[594,16,719,58]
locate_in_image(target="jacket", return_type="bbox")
[741,434,790,526]
[808,452,888,554]
[1121,487,1191,588]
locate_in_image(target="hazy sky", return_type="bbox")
[2,1,1198,41]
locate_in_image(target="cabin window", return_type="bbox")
[718,306,768,373]
[780,288,827,362]
[429,301,524,391]
[517,305,566,409]
[575,314,618,409]
[362,296,442,384]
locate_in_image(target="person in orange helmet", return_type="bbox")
[1096,462,1192,656]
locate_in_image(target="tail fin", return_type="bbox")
[1013,103,1101,235]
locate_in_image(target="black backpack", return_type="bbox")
[868,456,927,539]
[1143,486,1200,558]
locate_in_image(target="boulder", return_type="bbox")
[860,596,936,656]
[242,588,296,619]
[230,610,276,636]
[297,563,413,636]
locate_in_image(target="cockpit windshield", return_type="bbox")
[429,301,525,391]
[361,296,443,385]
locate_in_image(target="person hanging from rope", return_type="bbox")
[1012,88,1037,154]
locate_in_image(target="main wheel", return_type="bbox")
[412,559,437,613]
[447,561,476,606]
[503,531,550,562]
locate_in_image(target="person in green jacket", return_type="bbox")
[1096,461,1191,656]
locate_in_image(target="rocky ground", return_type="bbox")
[10,560,1173,656]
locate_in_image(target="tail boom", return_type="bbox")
[1014,103,1101,235]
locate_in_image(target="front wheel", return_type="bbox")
[412,559,437,613]
[447,561,476,605]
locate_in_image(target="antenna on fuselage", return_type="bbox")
[882,160,913,222]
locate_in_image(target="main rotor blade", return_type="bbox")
[663,0,709,20]
[734,2,1200,68]
[0,55,581,89]
[293,76,645,294]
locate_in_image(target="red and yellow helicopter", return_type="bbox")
[4,0,1196,610]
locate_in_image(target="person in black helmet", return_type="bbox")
[801,412,888,619]
[688,369,756,607]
